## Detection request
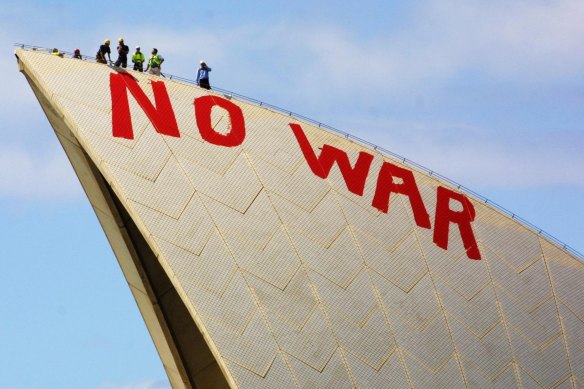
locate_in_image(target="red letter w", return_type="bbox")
[110,73,179,139]
[290,123,374,196]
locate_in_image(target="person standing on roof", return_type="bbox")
[145,48,164,76]
[73,49,82,59]
[115,38,129,68]
[96,39,111,64]
[132,46,145,72]
[51,48,63,57]
[196,61,212,90]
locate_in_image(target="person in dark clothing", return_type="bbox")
[115,38,129,68]
[96,39,111,64]
[73,48,82,59]
[196,61,212,90]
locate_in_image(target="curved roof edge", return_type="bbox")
[14,42,583,262]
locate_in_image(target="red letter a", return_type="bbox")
[433,186,481,260]
[290,123,374,196]
[110,73,179,139]
[372,162,431,229]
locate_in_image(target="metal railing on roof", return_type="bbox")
[14,43,584,261]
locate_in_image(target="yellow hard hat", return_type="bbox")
[105,39,110,44]
[118,37,124,42]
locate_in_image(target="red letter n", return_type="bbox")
[290,123,374,196]
[433,186,481,260]
[110,73,179,139]
[372,161,431,229]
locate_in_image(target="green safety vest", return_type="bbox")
[148,54,163,68]
[132,52,145,64]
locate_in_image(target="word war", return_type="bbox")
[110,73,480,259]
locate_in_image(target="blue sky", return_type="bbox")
[1,1,583,388]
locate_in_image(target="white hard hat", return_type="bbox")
[136,46,140,49]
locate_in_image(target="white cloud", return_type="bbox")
[0,145,82,200]
[0,386,36,389]
[364,119,584,189]
[217,0,584,99]
[409,0,584,79]
[97,380,170,389]
[6,1,583,105]
[4,1,583,197]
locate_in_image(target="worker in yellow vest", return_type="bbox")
[145,48,164,76]
[132,46,145,72]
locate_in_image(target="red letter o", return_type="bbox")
[194,96,246,147]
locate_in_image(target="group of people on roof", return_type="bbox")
[51,38,212,89]
[97,38,166,76]
[53,47,82,59]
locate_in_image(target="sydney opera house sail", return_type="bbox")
[17,47,584,388]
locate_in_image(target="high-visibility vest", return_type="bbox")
[132,52,145,64]
[148,54,163,68]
